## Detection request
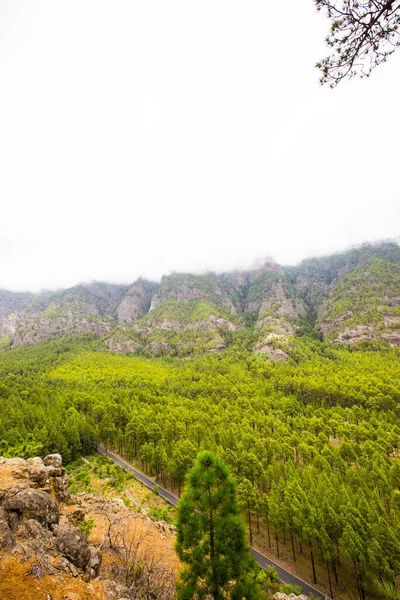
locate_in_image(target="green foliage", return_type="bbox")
[254,566,280,598]
[148,506,171,522]
[0,336,11,350]
[79,518,95,538]
[256,565,279,586]
[373,579,400,600]
[279,583,302,595]
[66,459,93,493]
[315,0,400,86]
[146,298,232,325]
[155,272,242,312]
[175,452,259,600]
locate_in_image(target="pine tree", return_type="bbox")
[237,478,258,544]
[175,451,259,600]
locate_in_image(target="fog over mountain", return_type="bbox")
[0,2,399,291]
[1,240,399,358]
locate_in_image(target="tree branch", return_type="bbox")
[315,0,400,86]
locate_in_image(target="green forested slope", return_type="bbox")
[317,258,400,344]
[1,335,400,595]
[1,242,400,597]
[285,240,400,309]
[107,297,242,356]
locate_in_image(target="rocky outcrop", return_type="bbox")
[27,457,49,485]
[105,336,144,354]
[246,272,307,319]
[8,312,113,347]
[0,455,68,533]
[253,341,289,361]
[43,453,63,468]
[0,454,102,580]
[257,282,306,319]
[318,321,400,347]
[4,489,59,528]
[247,271,307,358]
[0,455,70,503]
[57,527,91,570]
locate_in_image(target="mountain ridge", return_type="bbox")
[1,240,399,356]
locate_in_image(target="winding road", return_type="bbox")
[96,446,330,600]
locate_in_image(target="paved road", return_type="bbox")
[96,446,329,600]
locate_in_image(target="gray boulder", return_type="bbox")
[88,546,102,577]
[43,454,62,468]
[27,457,48,486]
[57,527,91,570]
[4,488,59,528]
[46,466,64,478]
[49,470,70,502]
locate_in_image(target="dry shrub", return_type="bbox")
[107,516,176,599]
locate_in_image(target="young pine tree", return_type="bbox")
[175,451,259,600]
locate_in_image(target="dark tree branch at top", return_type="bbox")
[315,0,400,86]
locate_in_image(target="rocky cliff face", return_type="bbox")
[0,282,129,347]
[316,258,400,346]
[1,310,114,347]
[245,269,308,359]
[284,242,400,348]
[117,279,159,324]
[107,271,243,356]
[1,241,399,356]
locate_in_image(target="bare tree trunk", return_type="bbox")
[333,561,339,584]
[327,562,334,599]
[309,539,317,584]
[248,511,253,544]
[290,529,296,562]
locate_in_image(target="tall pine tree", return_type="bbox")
[175,451,259,600]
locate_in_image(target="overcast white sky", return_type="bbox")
[0,1,399,292]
